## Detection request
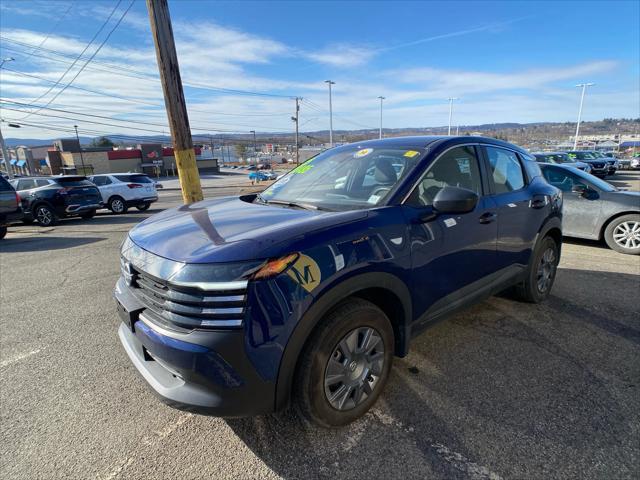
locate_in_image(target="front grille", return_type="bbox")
[128,265,247,330]
[593,162,605,168]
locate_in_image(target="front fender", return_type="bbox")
[273,269,411,411]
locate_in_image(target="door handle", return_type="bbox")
[479,212,497,224]
[530,195,548,209]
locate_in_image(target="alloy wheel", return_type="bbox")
[324,327,385,411]
[36,207,52,225]
[112,199,124,213]
[536,247,556,293]
[612,221,640,250]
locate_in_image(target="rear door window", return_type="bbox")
[485,147,525,194]
[91,176,111,186]
[35,179,51,187]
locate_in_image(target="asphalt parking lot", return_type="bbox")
[1,172,639,480]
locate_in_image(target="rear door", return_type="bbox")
[0,176,19,219]
[404,145,498,326]
[481,146,545,268]
[55,177,101,206]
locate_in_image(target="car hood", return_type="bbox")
[128,196,367,263]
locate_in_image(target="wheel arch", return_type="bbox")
[274,271,412,411]
[598,210,640,240]
[30,199,55,215]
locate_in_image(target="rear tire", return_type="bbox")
[0,226,6,239]
[136,202,150,211]
[515,235,559,303]
[80,209,96,220]
[294,298,394,427]
[108,196,128,214]
[34,204,58,227]
[604,214,640,255]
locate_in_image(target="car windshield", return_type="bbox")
[537,153,572,164]
[567,151,596,160]
[259,145,424,211]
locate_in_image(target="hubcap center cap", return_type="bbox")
[349,361,358,372]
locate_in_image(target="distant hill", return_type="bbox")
[4,118,638,148]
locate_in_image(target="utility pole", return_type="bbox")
[0,124,13,179]
[73,125,87,174]
[447,97,458,136]
[325,80,335,147]
[292,97,300,165]
[146,0,202,203]
[250,130,256,155]
[377,96,385,139]
[573,83,594,150]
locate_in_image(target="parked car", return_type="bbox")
[565,151,609,177]
[87,173,158,214]
[532,152,592,173]
[115,136,562,427]
[630,157,640,170]
[10,176,101,226]
[0,176,23,239]
[540,164,640,254]
[588,150,619,175]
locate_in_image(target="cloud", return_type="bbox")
[304,44,376,67]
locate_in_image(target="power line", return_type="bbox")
[19,0,124,115]
[0,99,298,132]
[1,68,292,117]
[20,0,135,119]
[26,2,76,56]
[0,35,297,99]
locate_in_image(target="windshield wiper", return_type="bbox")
[265,199,329,211]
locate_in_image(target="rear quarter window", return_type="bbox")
[55,178,95,187]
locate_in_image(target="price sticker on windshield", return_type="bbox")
[354,148,373,158]
[404,150,420,158]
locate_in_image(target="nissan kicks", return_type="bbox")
[115,136,562,427]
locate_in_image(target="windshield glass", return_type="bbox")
[260,145,424,211]
[567,151,596,160]
[115,174,153,183]
[55,177,94,187]
[536,153,572,164]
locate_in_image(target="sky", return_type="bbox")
[0,0,638,140]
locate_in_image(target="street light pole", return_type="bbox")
[73,125,87,174]
[250,130,256,155]
[447,97,458,136]
[573,83,594,150]
[325,80,335,147]
[378,96,385,139]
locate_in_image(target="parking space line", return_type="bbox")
[0,349,41,368]
[99,413,193,480]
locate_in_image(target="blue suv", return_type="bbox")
[115,136,562,426]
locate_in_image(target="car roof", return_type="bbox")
[532,152,568,155]
[336,135,528,153]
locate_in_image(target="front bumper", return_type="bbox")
[115,277,275,416]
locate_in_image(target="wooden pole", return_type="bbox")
[146,0,202,203]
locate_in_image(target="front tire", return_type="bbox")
[294,298,394,427]
[108,196,128,214]
[34,204,58,227]
[515,235,559,303]
[604,214,640,255]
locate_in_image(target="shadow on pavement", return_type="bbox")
[226,268,639,479]
[0,236,105,252]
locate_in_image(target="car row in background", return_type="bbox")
[540,164,639,255]
[1,173,159,230]
[533,150,619,178]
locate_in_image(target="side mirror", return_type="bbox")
[433,186,479,214]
